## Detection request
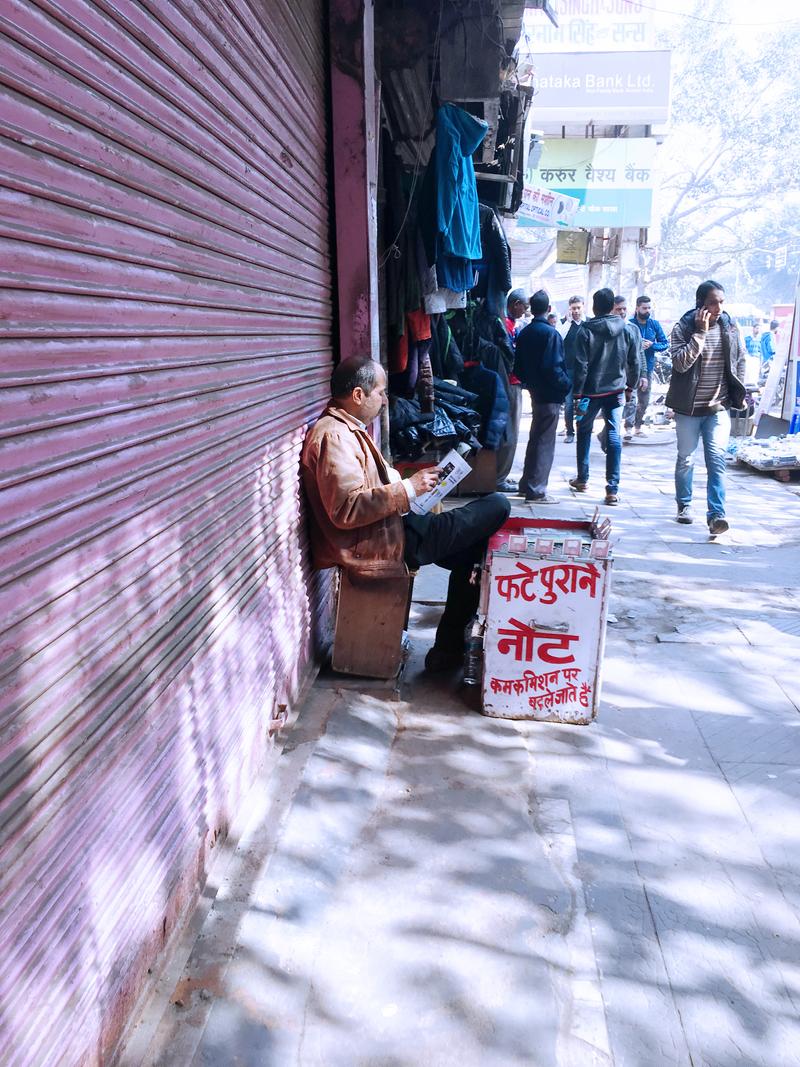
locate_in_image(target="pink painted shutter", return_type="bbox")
[0,0,333,1063]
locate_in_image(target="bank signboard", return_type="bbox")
[519,138,657,229]
[532,50,671,124]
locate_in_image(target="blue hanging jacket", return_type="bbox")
[435,104,488,261]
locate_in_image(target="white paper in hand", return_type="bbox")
[409,446,474,515]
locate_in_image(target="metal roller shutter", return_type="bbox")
[0,1,333,1063]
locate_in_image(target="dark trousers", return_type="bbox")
[624,370,653,430]
[519,399,560,498]
[496,383,522,484]
[563,387,575,435]
[404,493,510,652]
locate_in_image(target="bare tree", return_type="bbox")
[652,0,800,301]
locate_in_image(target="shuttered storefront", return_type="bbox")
[0,1,333,1063]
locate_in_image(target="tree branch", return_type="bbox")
[649,258,732,284]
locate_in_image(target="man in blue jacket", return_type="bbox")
[626,295,669,438]
[760,320,779,368]
[514,290,572,502]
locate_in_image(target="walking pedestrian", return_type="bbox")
[625,295,668,440]
[667,280,747,534]
[557,295,585,443]
[745,320,761,359]
[597,296,644,453]
[514,290,572,502]
[570,288,642,506]
[760,319,778,369]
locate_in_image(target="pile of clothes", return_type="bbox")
[734,434,800,469]
[383,102,516,463]
[390,380,484,460]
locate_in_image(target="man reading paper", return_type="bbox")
[301,357,510,672]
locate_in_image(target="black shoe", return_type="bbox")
[708,516,729,535]
[424,646,464,673]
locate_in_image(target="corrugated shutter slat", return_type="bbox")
[0,0,333,1063]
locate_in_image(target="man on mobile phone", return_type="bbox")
[667,280,747,534]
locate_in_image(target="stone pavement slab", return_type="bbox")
[128,410,800,1067]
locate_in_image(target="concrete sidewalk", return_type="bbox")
[126,416,800,1067]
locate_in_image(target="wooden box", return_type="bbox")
[332,570,413,679]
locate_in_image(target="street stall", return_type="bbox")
[476,514,612,724]
[735,435,800,482]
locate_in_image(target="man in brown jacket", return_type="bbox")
[302,357,510,671]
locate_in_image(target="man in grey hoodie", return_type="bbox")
[570,288,644,505]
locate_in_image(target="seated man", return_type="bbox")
[301,357,510,672]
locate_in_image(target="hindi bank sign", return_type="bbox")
[521,0,655,53]
[520,138,657,229]
[533,50,671,124]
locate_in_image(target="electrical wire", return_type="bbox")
[620,0,800,28]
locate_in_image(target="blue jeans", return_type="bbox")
[674,410,730,521]
[576,393,624,493]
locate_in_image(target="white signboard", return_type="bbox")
[482,549,610,723]
[518,184,580,226]
[520,0,655,54]
[531,51,671,124]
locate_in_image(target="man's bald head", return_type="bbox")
[331,357,380,399]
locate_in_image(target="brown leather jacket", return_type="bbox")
[301,406,409,578]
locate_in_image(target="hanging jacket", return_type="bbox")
[471,204,513,318]
[429,314,465,380]
[435,104,488,261]
[461,363,509,450]
[472,304,515,376]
